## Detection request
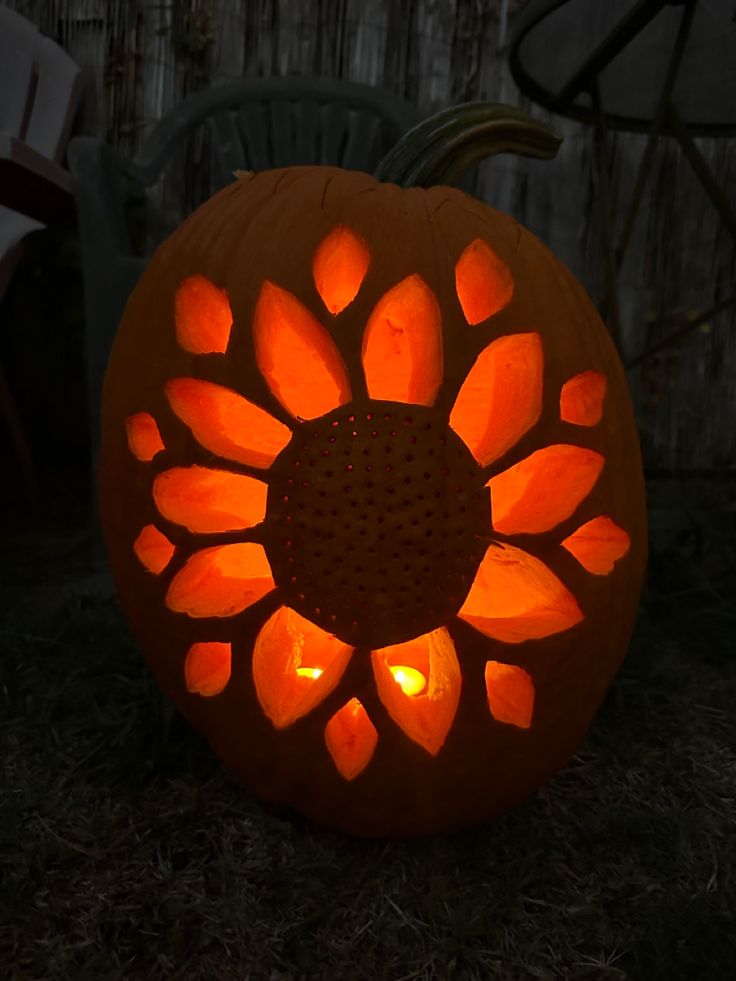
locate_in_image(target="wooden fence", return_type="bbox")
[5,0,735,471]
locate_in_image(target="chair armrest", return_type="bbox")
[0,133,73,222]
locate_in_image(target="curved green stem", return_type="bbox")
[375,102,562,188]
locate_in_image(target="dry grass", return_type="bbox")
[1,473,735,981]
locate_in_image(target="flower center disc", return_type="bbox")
[266,401,488,648]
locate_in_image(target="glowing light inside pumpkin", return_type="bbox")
[489,444,605,535]
[560,370,607,426]
[253,280,351,420]
[166,542,274,617]
[361,274,443,406]
[459,542,583,643]
[252,606,353,728]
[313,225,371,314]
[153,465,268,533]
[126,412,165,461]
[485,661,534,728]
[174,274,232,354]
[371,628,460,755]
[454,238,514,324]
[324,698,378,780]
[133,523,175,573]
[561,515,630,574]
[185,641,232,696]
[389,665,427,696]
[449,332,542,466]
[166,377,291,469]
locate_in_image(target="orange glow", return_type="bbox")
[459,542,583,643]
[313,225,371,314]
[371,627,460,755]
[153,465,267,533]
[489,444,605,535]
[184,641,231,696]
[133,524,175,574]
[165,543,274,617]
[166,378,291,469]
[126,412,165,461]
[560,370,607,426]
[561,515,630,574]
[324,698,379,780]
[253,281,351,420]
[361,274,443,406]
[455,238,514,325]
[485,661,534,728]
[174,274,232,354]
[449,333,542,466]
[252,606,353,728]
[390,665,427,696]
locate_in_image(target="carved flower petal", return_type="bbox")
[133,524,175,574]
[313,225,371,314]
[126,412,165,461]
[561,515,631,574]
[153,465,267,533]
[459,542,583,643]
[166,378,291,469]
[371,627,461,755]
[455,238,514,325]
[184,642,231,696]
[165,543,274,618]
[175,275,232,354]
[449,333,542,466]
[489,444,604,535]
[254,281,351,420]
[485,661,535,728]
[324,698,378,780]
[252,606,354,728]
[560,370,607,426]
[362,274,443,406]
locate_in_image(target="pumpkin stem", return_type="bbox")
[375,103,562,188]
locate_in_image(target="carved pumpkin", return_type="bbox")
[100,111,646,837]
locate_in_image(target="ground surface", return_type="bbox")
[1,474,734,981]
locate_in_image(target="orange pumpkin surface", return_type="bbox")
[100,165,647,837]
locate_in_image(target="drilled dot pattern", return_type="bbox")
[266,400,488,648]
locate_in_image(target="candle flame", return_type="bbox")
[390,665,426,696]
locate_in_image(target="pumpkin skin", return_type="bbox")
[100,165,647,838]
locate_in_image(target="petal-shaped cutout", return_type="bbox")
[371,627,461,755]
[361,274,443,406]
[133,524,175,574]
[449,333,542,466]
[561,515,631,575]
[253,281,351,420]
[489,444,604,535]
[252,606,353,728]
[459,542,583,643]
[126,412,165,461]
[166,543,274,617]
[175,274,232,354]
[313,226,371,315]
[324,698,378,780]
[153,465,267,533]
[485,661,535,728]
[455,238,514,325]
[560,370,607,426]
[166,378,291,469]
[184,641,231,696]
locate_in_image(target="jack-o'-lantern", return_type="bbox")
[100,106,647,837]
